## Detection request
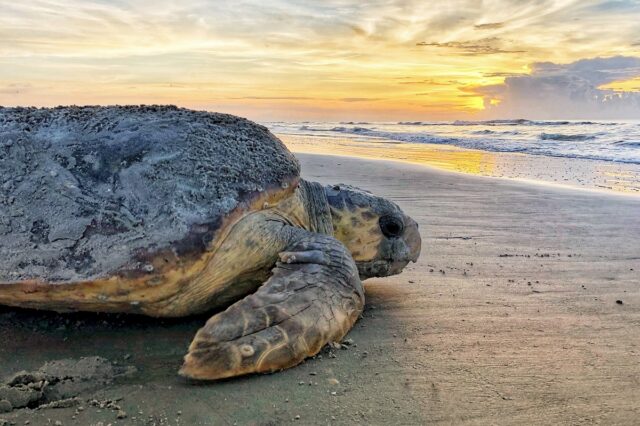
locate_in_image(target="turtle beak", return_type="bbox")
[391,215,421,268]
[358,216,421,278]
[386,216,420,275]
[404,216,421,263]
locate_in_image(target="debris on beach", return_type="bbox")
[0,357,135,413]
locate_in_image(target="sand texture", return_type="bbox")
[0,153,638,425]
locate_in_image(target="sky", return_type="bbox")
[1,0,640,121]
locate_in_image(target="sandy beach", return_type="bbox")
[1,152,639,425]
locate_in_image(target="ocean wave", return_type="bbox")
[276,120,640,165]
[537,121,603,126]
[328,126,372,133]
[330,129,463,146]
[450,119,604,127]
[396,121,446,126]
[453,119,532,126]
[613,140,640,147]
[540,133,596,141]
[472,129,523,135]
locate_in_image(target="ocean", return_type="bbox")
[269,120,640,165]
[269,120,640,195]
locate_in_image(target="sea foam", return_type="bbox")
[270,119,640,164]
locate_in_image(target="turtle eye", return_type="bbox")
[379,215,404,238]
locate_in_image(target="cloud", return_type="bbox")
[415,92,476,97]
[592,0,640,11]
[231,96,313,100]
[339,97,383,102]
[482,71,526,78]
[2,0,640,120]
[398,79,455,85]
[416,38,525,55]
[230,96,383,103]
[474,22,505,30]
[473,56,640,119]
[0,83,32,95]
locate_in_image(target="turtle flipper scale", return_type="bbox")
[179,229,364,381]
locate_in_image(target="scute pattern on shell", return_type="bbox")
[0,105,300,283]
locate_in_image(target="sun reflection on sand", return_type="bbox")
[279,134,640,196]
[279,134,497,176]
[596,167,640,194]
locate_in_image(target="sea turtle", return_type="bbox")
[0,105,421,380]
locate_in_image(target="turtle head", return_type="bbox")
[324,184,421,279]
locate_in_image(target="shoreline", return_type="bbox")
[297,146,640,199]
[278,133,640,197]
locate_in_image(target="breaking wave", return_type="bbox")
[540,133,596,141]
[269,119,640,164]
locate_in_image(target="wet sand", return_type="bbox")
[1,153,639,425]
[279,133,640,195]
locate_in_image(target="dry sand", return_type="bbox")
[1,153,639,425]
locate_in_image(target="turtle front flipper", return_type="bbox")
[179,228,364,381]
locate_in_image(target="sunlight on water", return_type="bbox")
[270,119,640,164]
[279,133,640,196]
[279,134,497,175]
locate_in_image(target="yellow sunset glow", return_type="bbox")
[600,77,640,92]
[1,1,640,120]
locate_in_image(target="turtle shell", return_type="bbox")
[0,106,300,284]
